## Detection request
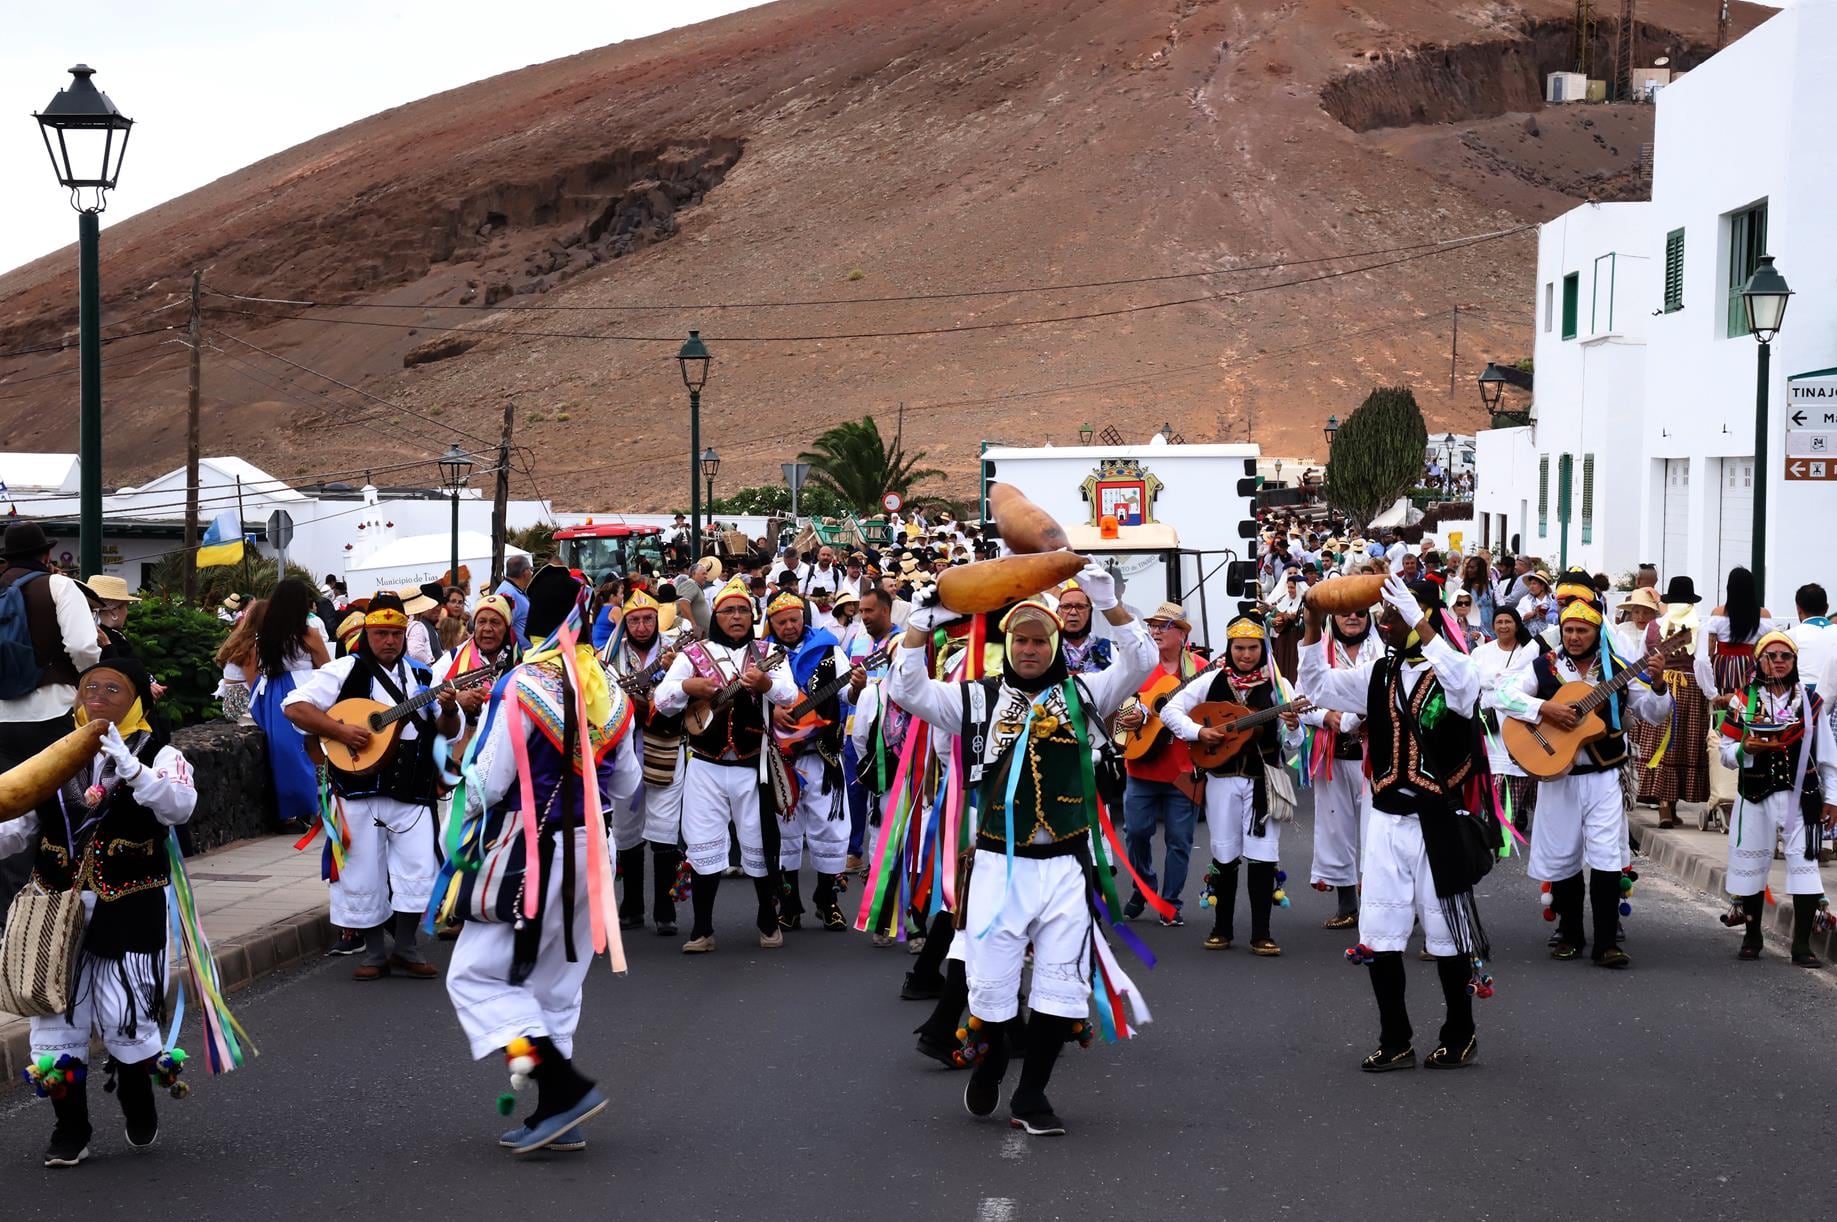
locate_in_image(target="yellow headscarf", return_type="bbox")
[1560,601,1604,627]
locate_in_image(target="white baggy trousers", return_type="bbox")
[962,849,1091,1023]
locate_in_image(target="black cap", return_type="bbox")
[0,521,52,560]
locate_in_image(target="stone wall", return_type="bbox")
[171,722,279,854]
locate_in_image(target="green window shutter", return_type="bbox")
[1538,454,1550,534]
[1726,203,1768,338]
[1561,273,1579,339]
[1581,454,1595,544]
[1663,228,1685,313]
[1557,454,1573,526]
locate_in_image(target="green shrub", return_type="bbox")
[123,596,228,728]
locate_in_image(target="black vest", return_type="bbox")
[686,642,769,762]
[33,738,170,957]
[1734,690,1824,804]
[1531,653,1625,773]
[331,655,437,805]
[1365,657,1477,814]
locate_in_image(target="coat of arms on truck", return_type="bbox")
[1079,458,1163,527]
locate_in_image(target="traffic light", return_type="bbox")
[1225,561,1258,597]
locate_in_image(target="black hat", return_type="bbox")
[1660,574,1701,605]
[418,580,446,604]
[1,521,52,560]
[775,569,801,587]
[525,564,584,641]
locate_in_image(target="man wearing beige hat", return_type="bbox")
[88,574,142,662]
[1114,602,1203,924]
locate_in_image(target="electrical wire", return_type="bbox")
[0,325,180,363]
[196,226,1529,346]
[200,225,1532,313]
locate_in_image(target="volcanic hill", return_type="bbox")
[0,0,1768,508]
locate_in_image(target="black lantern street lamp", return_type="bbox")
[438,444,474,594]
[35,65,133,578]
[1078,422,1094,445]
[700,447,721,524]
[1158,422,1174,442]
[678,331,711,559]
[1741,254,1792,601]
[1477,363,1508,412]
[1323,415,1339,449]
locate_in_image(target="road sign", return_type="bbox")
[1787,370,1837,431]
[881,491,904,512]
[266,509,295,549]
[1784,457,1837,481]
[1786,429,1837,457]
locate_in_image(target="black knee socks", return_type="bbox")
[1211,860,1239,938]
[1247,860,1276,942]
[779,869,805,918]
[910,909,954,983]
[1589,868,1622,955]
[1741,892,1765,949]
[111,1056,157,1141]
[1010,1012,1074,1115]
[753,875,779,934]
[690,869,719,939]
[968,1015,1021,1089]
[525,1036,593,1125]
[1552,873,1586,948]
[651,846,681,924]
[1434,955,1475,1049]
[1369,951,1411,1053]
[1336,884,1358,917]
[813,872,840,912]
[616,848,645,919]
[1791,893,1819,959]
[918,957,969,1041]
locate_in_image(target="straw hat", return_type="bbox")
[1621,587,1662,615]
[1144,600,1191,632]
[86,574,140,604]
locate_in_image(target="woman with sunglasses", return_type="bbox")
[1717,632,1837,966]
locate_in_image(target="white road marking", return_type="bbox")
[1000,1129,1029,1160]
[977,1197,1017,1222]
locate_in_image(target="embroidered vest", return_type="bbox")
[1730,690,1823,803]
[1365,658,1476,814]
[32,740,171,957]
[1199,668,1280,778]
[685,641,769,761]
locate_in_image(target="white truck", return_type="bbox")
[978,437,1261,652]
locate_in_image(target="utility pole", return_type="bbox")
[1717,0,1729,51]
[490,401,513,590]
[182,270,202,603]
[1449,304,1460,395]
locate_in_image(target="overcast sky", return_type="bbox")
[1,0,767,276]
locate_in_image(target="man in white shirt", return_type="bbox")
[1789,582,1834,697]
[803,546,843,598]
[768,546,809,591]
[0,522,103,923]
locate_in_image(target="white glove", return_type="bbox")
[99,723,143,780]
[1380,575,1425,631]
[1073,561,1117,611]
[905,586,963,633]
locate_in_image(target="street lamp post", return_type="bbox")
[34,65,132,578]
[1323,415,1339,449]
[678,330,712,561]
[1740,255,1793,601]
[700,447,721,528]
[1078,422,1094,445]
[438,444,474,594]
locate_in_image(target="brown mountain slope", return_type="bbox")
[0,0,1767,509]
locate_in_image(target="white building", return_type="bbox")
[1476,0,1837,609]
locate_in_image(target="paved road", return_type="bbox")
[5,795,1835,1221]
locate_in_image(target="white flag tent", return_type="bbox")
[342,530,527,598]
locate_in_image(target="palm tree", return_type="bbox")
[797,416,944,514]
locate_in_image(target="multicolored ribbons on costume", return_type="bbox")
[164,830,255,1075]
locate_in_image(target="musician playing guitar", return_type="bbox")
[1161,614,1303,956]
[762,590,855,933]
[1498,597,1671,969]
[653,577,799,953]
[601,589,690,936]
[1112,600,1204,926]
[284,591,461,980]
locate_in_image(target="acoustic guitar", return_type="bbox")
[684,646,788,736]
[610,627,703,703]
[1185,696,1313,771]
[1116,671,1189,761]
[775,645,896,750]
[1501,631,1691,779]
[307,656,510,775]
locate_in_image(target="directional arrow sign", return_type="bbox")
[1791,410,1807,427]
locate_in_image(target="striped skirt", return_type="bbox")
[1632,667,1710,804]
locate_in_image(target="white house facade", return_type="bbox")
[1476,0,1837,609]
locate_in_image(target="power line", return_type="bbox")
[195,227,1531,347]
[201,226,1533,313]
[0,324,180,363]
[203,343,455,454]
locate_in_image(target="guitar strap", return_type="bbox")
[363,655,433,732]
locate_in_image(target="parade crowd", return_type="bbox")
[0,506,1832,1165]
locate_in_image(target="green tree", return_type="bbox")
[145,553,320,611]
[123,596,228,728]
[506,523,556,564]
[1323,386,1429,526]
[796,416,944,514]
[707,483,849,518]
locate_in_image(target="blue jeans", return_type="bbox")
[844,739,868,856]
[1123,778,1198,913]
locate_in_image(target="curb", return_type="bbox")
[1630,808,1836,962]
[2,904,333,1089]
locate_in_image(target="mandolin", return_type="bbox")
[1185,696,1313,771]
[307,655,511,776]
[683,646,788,736]
[610,627,703,702]
[1502,630,1691,779]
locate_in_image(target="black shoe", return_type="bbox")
[43,1134,88,1168]
[901,970,944,1001]
[655,920,678,937]
[1158,913,1185,928]
[1360,1046,1416,1073]
[1424,1036,1478,1069]
[818,902,847,932]
[326,929,364,957]
[618,913,644,930]
[1009,1106,1067,1136]
[1593,948,1631,969]
[1550,942,1583,961]
[916,1031,959,1069]
[964,1074,1000,1118]
[1122,898,1146,920]
[114,1060,159,1150]
[778,913,803,931]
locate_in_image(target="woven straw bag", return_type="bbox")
[0,879,86,1017]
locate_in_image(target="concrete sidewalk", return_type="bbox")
[1629,801,1837,961]
[2,834,332,1083]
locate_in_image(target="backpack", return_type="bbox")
[0,570,48,700]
